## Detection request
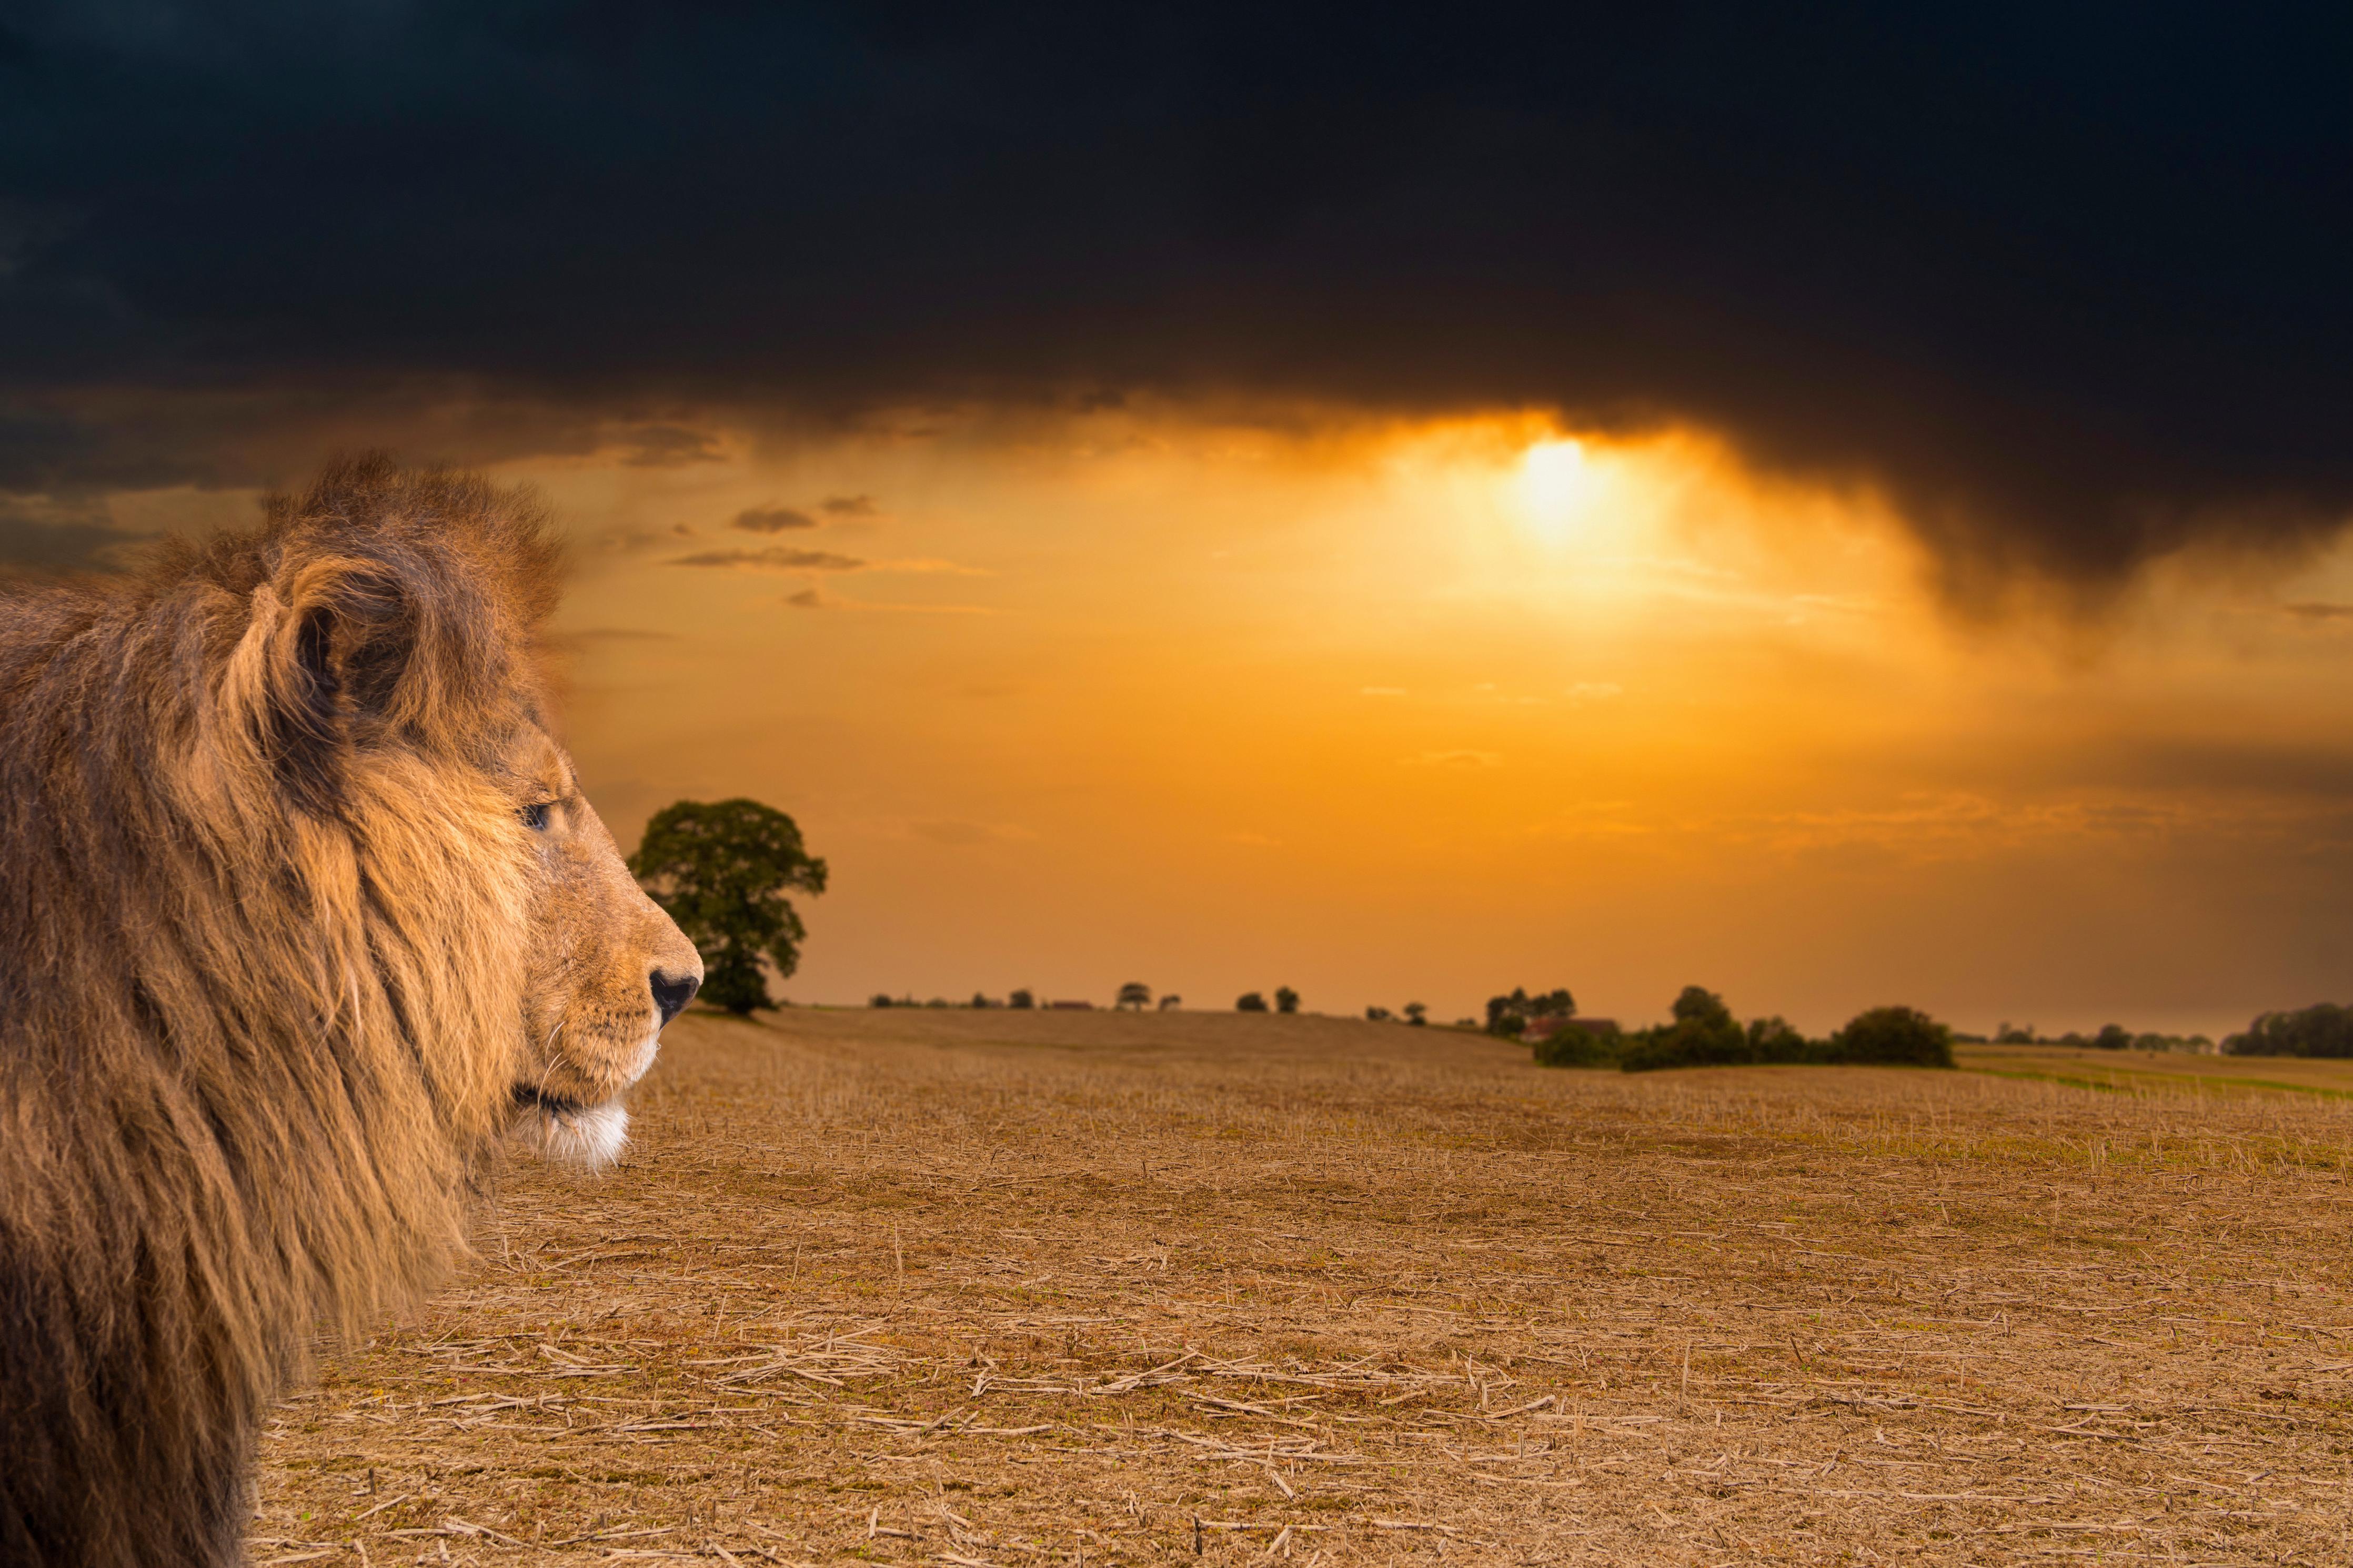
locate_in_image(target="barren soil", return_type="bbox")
[253,1009,2353,1565]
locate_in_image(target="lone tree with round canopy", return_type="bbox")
[629,798,828,1015]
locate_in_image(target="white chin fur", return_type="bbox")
[630,1029,663,1081]
[515,1100,630,1170]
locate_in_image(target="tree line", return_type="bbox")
[1482,983,1954,1073]
[620,799,2310,1066]
[2223,1003,2353,1057]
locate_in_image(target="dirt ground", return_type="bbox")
[253,1009,2353,1566]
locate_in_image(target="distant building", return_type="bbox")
[1048,999,1094,1010]
[1523,1016,1617,1041]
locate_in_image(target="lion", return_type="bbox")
[0,458,702,1566]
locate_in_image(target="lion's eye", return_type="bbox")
[520,801,554,832]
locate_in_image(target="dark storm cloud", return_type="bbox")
[0,512,149,574]
[670,546,866,572]
[732,506,818,534]
[6,3,2353,583]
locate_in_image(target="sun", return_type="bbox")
[1517,438,1596,541]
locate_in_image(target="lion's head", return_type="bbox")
[0,457,699,1564]
[224,457,703,1174]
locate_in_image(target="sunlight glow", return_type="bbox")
[1517,438,1597,541]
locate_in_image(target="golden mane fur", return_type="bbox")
[0,458,687,1564]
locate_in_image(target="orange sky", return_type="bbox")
[310,406,2353,1035]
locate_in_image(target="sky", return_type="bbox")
[5,4,2353,1034]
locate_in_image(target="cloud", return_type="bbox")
[821,494,879,517]
[615,424,724,467]
[7,8,2353,588]
[782,586,993,614]
[602,522,697,551]
[0,497,155,574]
[669,547,867,572]
[732,505,817,533]
[2281,602,2353,622]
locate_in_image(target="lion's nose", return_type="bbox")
[650,969,700,1028]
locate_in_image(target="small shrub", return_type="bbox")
[1236,991,1270,1013]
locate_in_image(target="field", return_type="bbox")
[254,1010,2353,1565]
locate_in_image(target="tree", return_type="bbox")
[1486,986,1574,1036]
[1008,988,1035,1010]
[1403,1002,1427,1027]
[1274,986,1300,1014]
[1236,992,1270,1012]
[869,993,893,1008]
[629,798,827,1015]
[2093,1023,2133,1051]
[1826,1006,1955,1067]
[1366,1005,1394,1022]
[1157,994,1182,1011]
[1117,982,1152,1011]
[1671,986,1733,1031]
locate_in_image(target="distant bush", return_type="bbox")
[1365,1005,1394,1022]
[1618,1019,1757,1072]
[869,993,894,1008]
[1532,1021,1620,1067]
[1275,986,1301,1014]
[1615,986,1749,1071]
[2225,1003,2353,1057]
[1236,991,1270,1013]
[1824,1006,1955,1067]
[2093,1023,2133,1050]
[1008,988,1034,1009]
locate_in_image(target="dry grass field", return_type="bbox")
[253,1009,2353,1566]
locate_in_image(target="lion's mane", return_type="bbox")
[0,459,561,1565]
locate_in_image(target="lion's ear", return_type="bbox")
[247,460,557,813]
[260,558,431,815]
